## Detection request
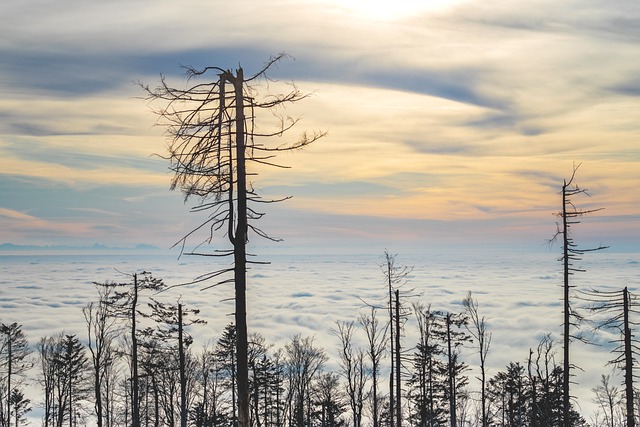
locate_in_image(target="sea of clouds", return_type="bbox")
[1,249,638,421]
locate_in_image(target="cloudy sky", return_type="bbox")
[1,0,638,254]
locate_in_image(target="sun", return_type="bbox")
[324,0,467,21]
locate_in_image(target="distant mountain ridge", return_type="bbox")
[0,242,161,252]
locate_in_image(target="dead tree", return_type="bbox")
[141,53,324,427]
[549,164,608,427]
[462,291,491,427]
[582,286,639,427]
[381,251,413,427]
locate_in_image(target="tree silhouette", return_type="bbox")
[101,272,165,427]
[8,389,30,427]
[407,303,447,427]
[216,323,237,426]
[141,53,324,427]
[0,323,32,427]
[359,308,387,427]
[142,299,205,427]
[334,320,367,427]
[550,164,608,426]
[583,287,639,427]
[590,374,623,427]
[381,251,413,427]
[83,284,122,427]
[284,335,327,426]
[462,291,491,427]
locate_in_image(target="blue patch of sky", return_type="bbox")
[0,46,289,97]
[0,175,174,219]
[360,67,507,110]
[4,140,164,172]
[1,40,512,118]
[6,121,135,137]
[0,50,126,96]
[401,139,476,155]
[463,112,545,136]
[608,79,640,96]
[189,49,511,110]
[510,169,565,191]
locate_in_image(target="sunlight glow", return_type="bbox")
[324,0,468,21]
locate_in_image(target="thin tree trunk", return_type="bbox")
[372,351,379,427]
[7,336,12,427]
[132,273,140,427]
[447,314,456,427]
[179,304,187,427]
[562,181,570,427]
[388,263,395,427]
[624,287,635,427]
[395,289,401,427]
[232,67,250,427]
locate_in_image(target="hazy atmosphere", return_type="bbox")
[1,1,639,427]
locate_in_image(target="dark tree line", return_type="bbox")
[0,278,627,427]
[0,253,636,427]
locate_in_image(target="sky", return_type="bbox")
[1,0,639,254]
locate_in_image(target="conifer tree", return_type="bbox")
[0,323,32,427]
[216,323,238,426]
[58,335,89,427]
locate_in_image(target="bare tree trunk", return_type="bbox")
[388,263,395,427]
[395,289,401,427]
[624,288,636,427]
[562,181,570,427]
[231,67,250,427]
[132,273,140,427]
[446,314,456,427]
[179,304,187,427]
[7,336,12,427]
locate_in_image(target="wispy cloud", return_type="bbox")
[0,0,637,250]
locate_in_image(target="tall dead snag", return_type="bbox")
[550,164,607,427]
[582,287,639,427]
[381,251,413,427]
[141,53,324,427]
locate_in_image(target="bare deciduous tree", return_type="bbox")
[83,284,122,427]
[334,321,368,427]
[284,335,327,426]
[462,291,491,427]
[359,309,387,427]
[591,374,623,427]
